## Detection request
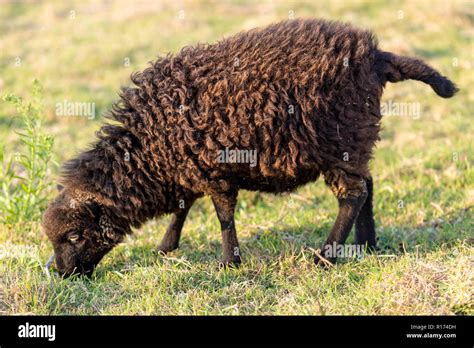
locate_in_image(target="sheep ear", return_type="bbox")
[57,184,64,192]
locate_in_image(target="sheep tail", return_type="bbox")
[374,50,458,98]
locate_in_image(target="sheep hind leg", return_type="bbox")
[157,201,194,254]
[355,176,377,251]
[316,171,368,266]
[211,191,242,267]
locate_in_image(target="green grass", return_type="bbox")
[0,0,473,315]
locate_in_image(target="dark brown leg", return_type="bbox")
[355,176,377,249]
[211,191,242,267]
[317,171,368,265]
[157,200,194,254]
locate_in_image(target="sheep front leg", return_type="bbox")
[317,172,368,265]
[157,201,194,254]
[211,191,242,267]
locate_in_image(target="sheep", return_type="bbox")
[42,18,457,277]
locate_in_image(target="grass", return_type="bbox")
[0,0,472,315]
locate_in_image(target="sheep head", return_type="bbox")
[42,186,126,278]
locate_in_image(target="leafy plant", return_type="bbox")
[0,80,54,225]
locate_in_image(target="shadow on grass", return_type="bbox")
[92,205,471,279]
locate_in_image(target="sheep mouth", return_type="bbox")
[44,253,96,278]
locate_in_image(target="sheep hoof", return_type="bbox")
[314,255,336,269]
[219,258,242,269]
[156,244,178,255]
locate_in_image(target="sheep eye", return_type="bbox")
[68,234,80,243]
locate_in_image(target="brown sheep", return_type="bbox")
[42,18,457,277]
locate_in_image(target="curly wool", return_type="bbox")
[60,18,451,232]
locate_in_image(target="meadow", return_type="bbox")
[0,0,472,315]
